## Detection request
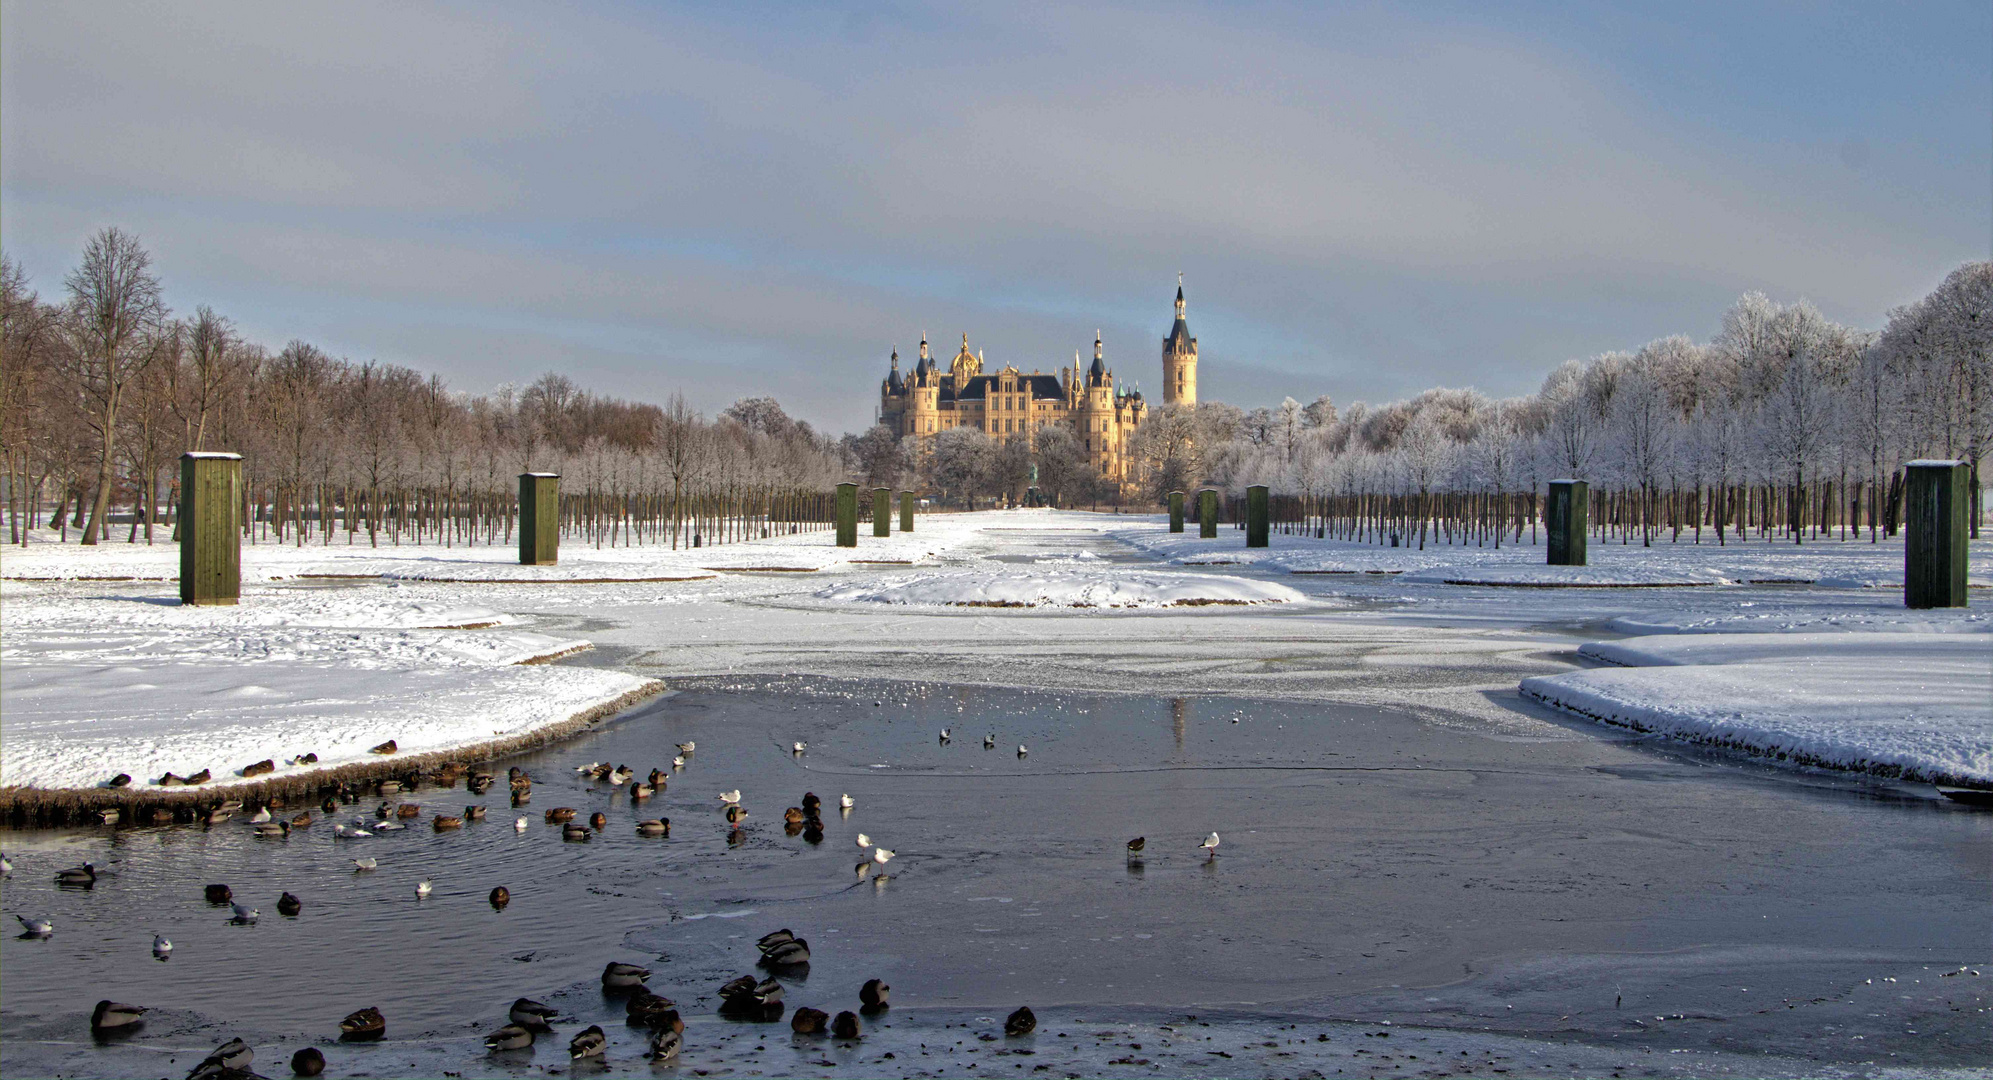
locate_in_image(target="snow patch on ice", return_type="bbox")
[819,569,1305,609]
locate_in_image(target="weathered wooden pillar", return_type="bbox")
[1198,488,1219,539]
[179,452,242,606]
[518,473,560,565]
[874,488,892,537]
[1905,460,1969,609]
[1168,490,1184,533]
[1246,485,1269,548]
[900,491,914,533]
[835,483,858,547]
[1547,479,1587,566]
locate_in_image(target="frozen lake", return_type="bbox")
[3,675,1987,1077]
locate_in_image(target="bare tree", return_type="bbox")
[62,227,166,544]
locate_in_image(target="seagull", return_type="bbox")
[672,755,686,768]
[1200,832,1221,855]
[793,741,807,754]
[353,858,378,871]
[677,741,696,754]
[249,806,272,823]
[153,934,173,958]
[16,915,52,936]
[334,823,372,838]
[1017,744,1028,757]
[872,847,895,864]
[514,816,530,832]
[415,880,432,899]
[373,820,405,832]
[856,833,872,848]
[230,903,259,923]
[940,728,951,742]
[984,733,996,749]
[719,790,741,804]
[0,854,10,874]
[839,793,854,810]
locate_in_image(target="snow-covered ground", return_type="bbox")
[4,508,1990,793]
[1521,633,1992,784]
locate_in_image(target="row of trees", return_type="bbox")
[0,230,849,549]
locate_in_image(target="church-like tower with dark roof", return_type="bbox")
[877,281,1197,490]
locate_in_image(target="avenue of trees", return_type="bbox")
[1,230,847,549]
[4,228,1983,550]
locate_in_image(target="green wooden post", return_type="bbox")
[900,491,914,533]
[1168,491,1184,533]
[1547,479,1587,566]
[518,472,560,565]
[874,488,892,537]
[835,483,858,547]
[1905,460,1969,609]
[1246,485,1269,547]
[179,452,241,606]
[1198,488,1219,539]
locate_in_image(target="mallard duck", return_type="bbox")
[91,999,146,1031]
[568,1025,606,1060]
[784,807,805,824]
[108,772,132,788]
[627,991,679,1027]
[648,1025,681,1061]
[510,997,558,1028]
[630,782,654,800]
[562,823,590,842]
[609,766,634,785]
[636,819,669,836]
[464,805,485,820]
[277,892,303,917]
[206,882,235,902]
[760,938,810,967]
[603,961,651,990]
[545,807,576,823]
[717,975,783,1011]
[338,1006,385,1040]
[484,1024,534,1051]
[801,792,821,814]
[254,820,291,838]
[57,862,97,886]
[588,812,607,830]
[860,978,890,1012]
[725,804,748,825]
[758,928,796,950]
[790,1006,829,1034]
[289,811,314,827]
[15,914,52,936]
[433,815,463,831]
[99,808,121,826]
[395,803,420,819]
[647,769,667,788]
[1126,837,1145,854]
[1004,1006,1036,1036]
[290,1046,325,1076]
[831,1010,861,1039]
[192,1037,252,1074]
[230,903,259,924]
[489,886,510,909]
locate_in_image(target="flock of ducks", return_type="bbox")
[7,720,1227,1071]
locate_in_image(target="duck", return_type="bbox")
[839,794,854,810]
[562,823,590,842]
[99,808,121,826]
[831,1010,862,1039]
[609,766,635,786]
[760,937,810,967]
[206,883,233,903]
[153,934,173,957]
[91,999,147,1032]
[716,975,783,1010]
[289,811,314,827]
[278,892,303,917]
[352,858,378,871]
[758,928,796,950]
[576,761,601,775]
[510,997,559,1028]
[254,820,291,838]
[485,1024,535,1051]
[801,792,821,814]
[984,733,996,749]
[396,803,420,819]
[648,1025,682,1062]
[1200,831,1221,855]
[630,782,654,800]
[230,903,259,924]
[725,804,748,825]
[1127,837,1145,854]
[718,789,741,805]
[514,816,529,832]
[1004,1005,1037,1036]
[415,880,432,899]
[676,741,696,755]
[860,978,890,1012]
[291,1046,325,1076]
[636,819,669,837]
[784,807,805,824]
[433,815,463,831]
[790,1006,829,1034]
[603,961,651,990]
[545,807,576,823]
[250,806,272,823]
[569,1025,606,1060]
[1,853,11,874]
[192,1037,253,1074]
[464,805,485,821]
[339,1006,385,1040]
[588,762,613,781]
[490,886,511,909]
[871,847,895,865]
[375,802,395,820]
[647,769,668,788]
[16,914,52,937]
[56,862,97,886]
[627,991,679,1027]
[588,812,607,830]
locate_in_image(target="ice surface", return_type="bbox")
[818,568,1305,607]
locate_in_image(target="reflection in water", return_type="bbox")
[1171,697,1190,753]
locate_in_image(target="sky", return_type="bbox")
[3,1,1988,434]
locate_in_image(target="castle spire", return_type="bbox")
[1175,276,1186,320]
[1094,330,1103,360]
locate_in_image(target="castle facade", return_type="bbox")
[878,283,1199,487]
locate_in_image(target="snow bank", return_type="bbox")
[1400,564,1730,587]
[818,569,1306,609]
[1521,633,1993,785]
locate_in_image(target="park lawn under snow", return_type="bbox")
[0,584,654,792]
[1521,633,1993,785]
[818,568,1307,608]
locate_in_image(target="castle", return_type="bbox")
[878,282,1199,487]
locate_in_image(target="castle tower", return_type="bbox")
[1162,277,1198,408]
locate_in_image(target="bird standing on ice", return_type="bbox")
[1200,832,1221,856]
[793,741,807,755]
[872,847,895,864]
[839,794,854,810]
[1017,744,1027,758]
[719,790,741,805]
[939,729,951,743]
[856,833,871,848]
[984,733,996,749]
